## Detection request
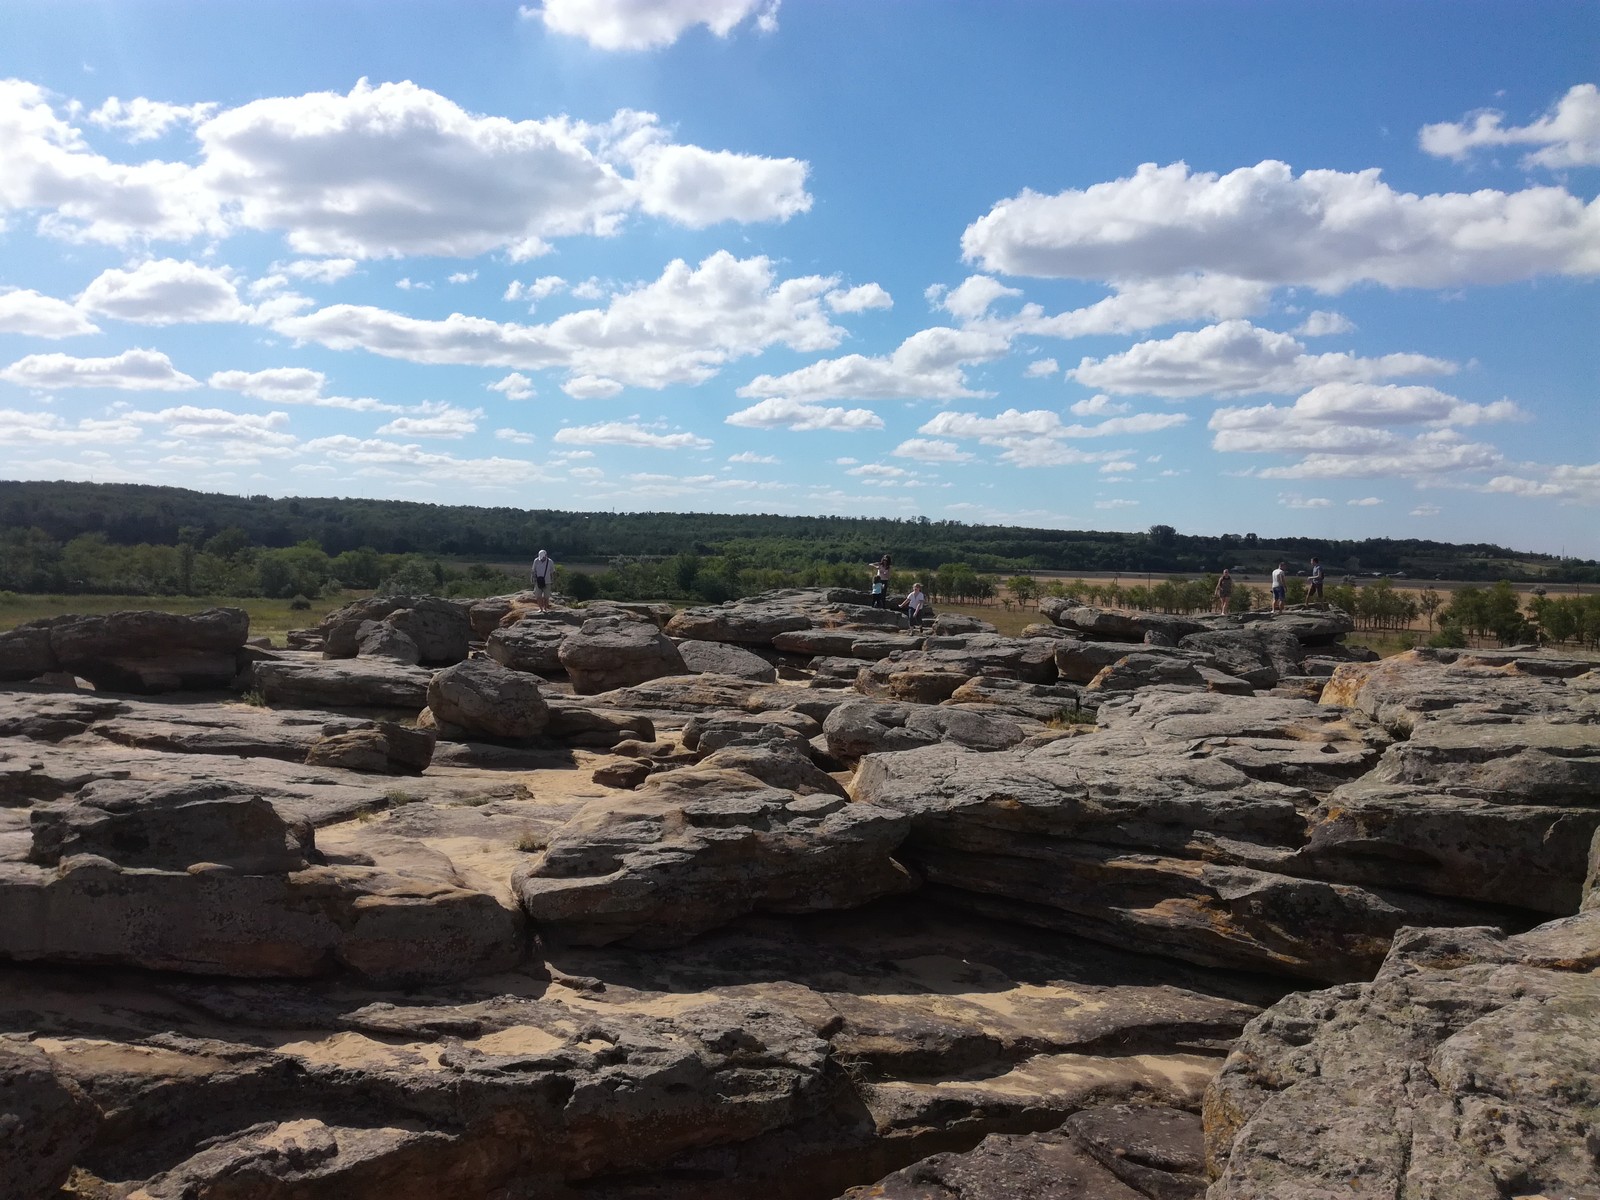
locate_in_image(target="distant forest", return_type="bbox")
[2,479,1595,594]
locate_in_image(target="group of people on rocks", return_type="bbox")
[871,555,928,628]
[1214,556,1324,615]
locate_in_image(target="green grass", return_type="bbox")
[0,592,366,643]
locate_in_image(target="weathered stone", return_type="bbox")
[560,616,689,695]
[252,656,433,709]
[426,658,549,740]
[1039,598,1207,643]
[0,1036,98,1200]
[1056,639,1196,684]
[316,596,470,665]
[354,619,420,664]
[698,740,850,799]
[485,614,574,674]
[0,618,64,682]
[946,676,1092,724]
[1177,627,1304,688]
[823,699,1027,760]
[1205,913,1600,1199]
[36,608,250,693]
[677,639,779,682]
[682,708,822,753]
[304,721,436,775]
[665,603,813,646]
[544,701,656,748]
[1085,652,1210,693]
[28,780,314,873]
[515,768,914,946]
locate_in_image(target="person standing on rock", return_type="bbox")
[1308,557,1325,602]
[871,554,892,608]
[531,549,556,613]
[1214,568,1234,615]
[1271,561,1287,613]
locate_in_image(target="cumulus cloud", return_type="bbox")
[0,287,99,338]
[495,427,537,444]
[375,402,481,438]
[278,258,359,283]
[919,406,1183,450]
[1480,463,1600,506]
[209,366,401,412]
[1410,503,1442,517]
[1295,310,1355,337]
[505,275,567,303]
[1069,393,1127,417]
[279,251,842,391]
[87,96,217,141]
[1420,84,1600,169]
[3,79,811,255]
[525,0,779,50]
[1071,320,1454,398]
[724,396,884,431]
[77,259,250,324]
[1348,496,1383,506]
[892,438,973,463]
[1012,274,1275,340]
[1024,358,1059,378]
[488,372,536,400]
[825,283,892,313]
[0,409,142,445]
[1211,383,1526,446]
[562,374,624,399]
[303,434,547,486]
[738,326,1010,405]
[961,159,1600,290]
[1094,498,1139,509]
[129,404,295,445]
[1278,492,1332,508]
[936,275,1023,320]
[1,348,199,390]
[728,450,777,463]
[553,420,712,449]
[1254,430,1504,480]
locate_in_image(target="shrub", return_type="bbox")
[288,593,312,611]
[1427,623,1468,649]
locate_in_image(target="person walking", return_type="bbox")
[1214,568,1234,615]
[902,582,928,629]
[1307,557,1325,602]
[1270,561,1287,613]
[530,549,556,613]
[870,554,892,608]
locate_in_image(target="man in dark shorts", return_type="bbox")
[1271,561,1287,613]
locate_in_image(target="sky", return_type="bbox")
[0,1,1596,556]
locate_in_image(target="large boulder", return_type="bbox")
[1038,597,1207,643]
[425,658,549,741]
[317,596,471,665]
[0,1037,98,1200]
[485,612,581,674]
[559,616,689,695]
[9,608,252,693]
[823,699,1027,760]
[1205,912,1600,1198]
[664,603,813,646]
[514,767,914,946]
[675,639,778,682]
[304,721,437,774]
[252,656,433,709]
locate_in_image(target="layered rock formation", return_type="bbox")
[1,590,1594,1199]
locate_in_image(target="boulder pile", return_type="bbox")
[0,588,1594,1199]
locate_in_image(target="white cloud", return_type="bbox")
[375,402,481,438]
[1348,496,1383,506]
[1295,310,1355,337]
[825,283,892,313]
[1420,84,1600,169]
[1072,321,1454,398]
[447,271,477,284]
[631,141,809,228]
[395,278,431,291]
[739,326,1010,404]
[1025,358,1059,378]
[495,427,538,444]
[209,366,400,412]
[279,258,359,283]
[0,409,142,445]
[1278,492,1332,508]
[920,407,1185,441]
[1213,382,1526,439]
[1256,431,1504,480]
[1410,503,1442,517]
[937,274,1022,320]
[506,275,567,303]
[1,348,199,391]
[728,450,777,463]
[130,404,295,445]
[1480,463,1600,506]
[488,372,536,400]
[525,0,779,50]
[77,259,250,324]
[279,251,842,391]
[847,462,910,481]
[1013,274,1275,340]
[562,374,624,399]
[0,287,99,338]
[1094,498,1139,509]
[725,397,883,431]
[962,159,1600,290]
[1100,461,1136,474]
[303,434,547,486]
[1069,393,1127,417]
[892,438,973,463]
[553,420,712,449]
[87,96,217,141]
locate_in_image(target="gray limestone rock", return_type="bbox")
[677,638,779,682]
[824,699,1028,760]
[560,615,689,695]
[426,657,550,740]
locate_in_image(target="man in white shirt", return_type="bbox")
[531,550,555,612]
[1271,561,1287,613]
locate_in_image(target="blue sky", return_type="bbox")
[1,1,1595,555]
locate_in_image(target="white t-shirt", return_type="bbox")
[1271,567,1285,590]
[532,555,555,586]
[906,589,926,612]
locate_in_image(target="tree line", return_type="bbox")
[2,479,1592,582]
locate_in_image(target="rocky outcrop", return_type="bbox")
[0,1036,98,1199]
[304,720,436,774]
[252,654,434,709]
[315,596,472,665]
[515,767,914,946]
[1205,912,1600,1198]
[823,698,1028,761]
[677,638,780,681]
[560,614,689,694]
[423,657,549,741]
[484,610,581,674]
[0,608,250,692]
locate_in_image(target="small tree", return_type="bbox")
[1418,587,1442,632]
[1006,574,1039,608]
